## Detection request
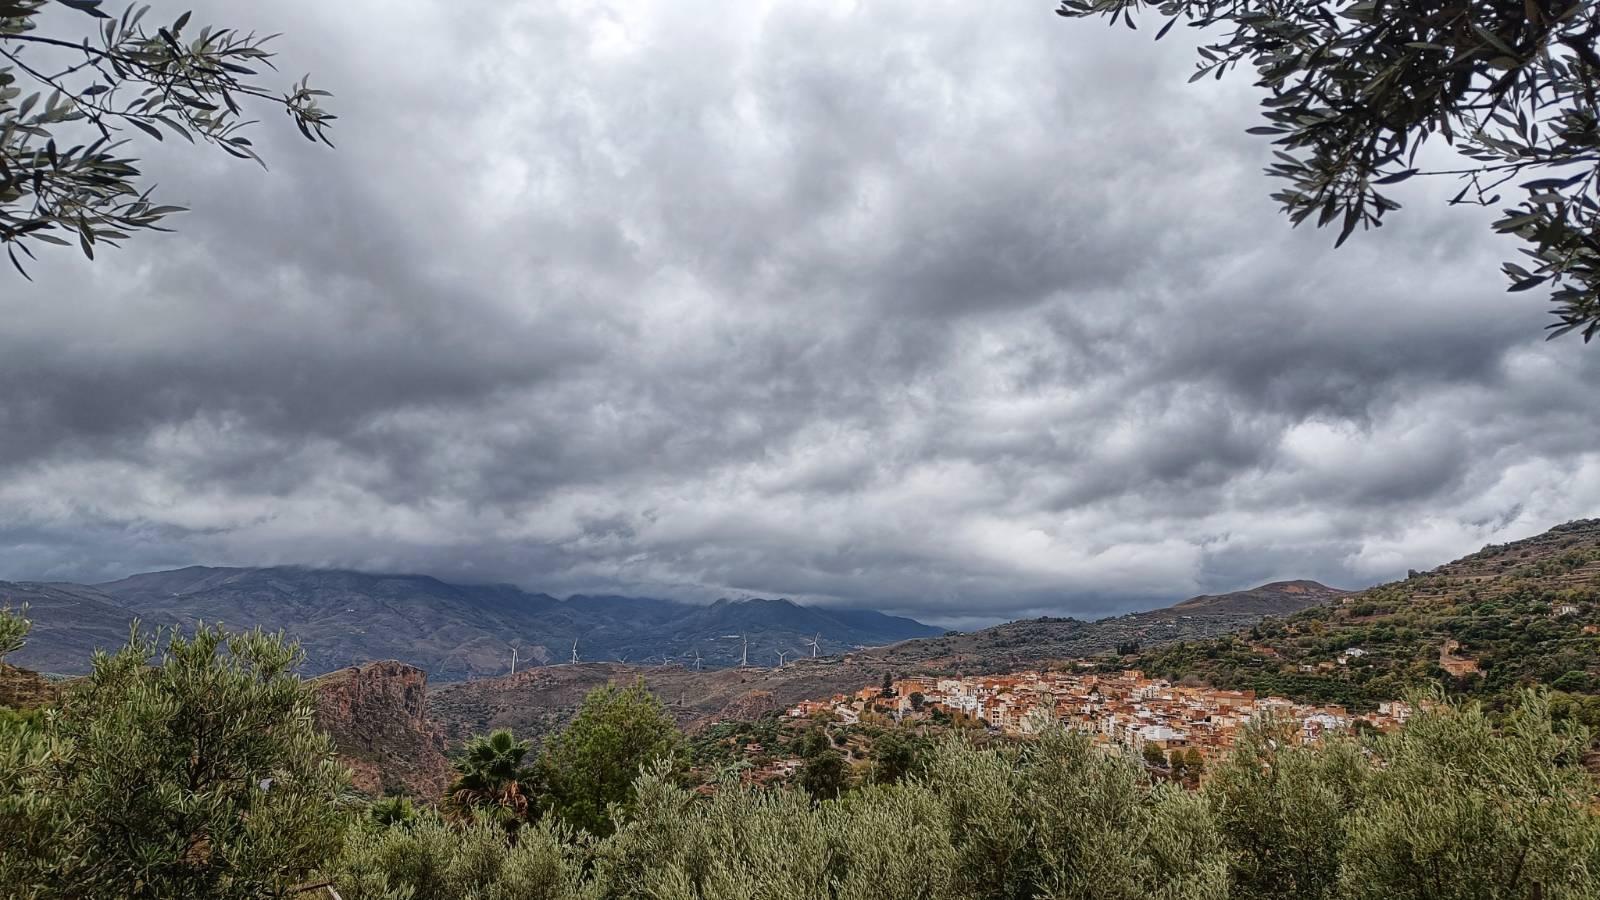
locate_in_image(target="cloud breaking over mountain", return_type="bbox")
[5,0,1599,626]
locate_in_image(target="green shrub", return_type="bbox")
[2,623,349,899]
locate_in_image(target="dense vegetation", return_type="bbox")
[330,692,1600,900]
[1133,520,1600,728]
[0,611,348,899]
[2,606,1599,898]
[444,681,684,838]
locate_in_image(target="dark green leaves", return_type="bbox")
[1,0,334,273]
[1056,0,1600,343]
[1371,170,1416,185]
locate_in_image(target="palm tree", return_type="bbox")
[367,795,417,828]
[447,729,536,829]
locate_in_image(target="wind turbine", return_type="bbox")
[693,648,703,671]
[806,633,821,658]
[571,639,580,665]
[740,634,749,668]
[617,652,629,664]
[509,644,519,676]
[776,649,790,667]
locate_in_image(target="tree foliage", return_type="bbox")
[1204,719,1369,900]
[0,0,333,275]
[0,622,350,899]
[1058,0,1600,340]
[797,726,850,800]
[868,728,926,784]
[1340,691,1600,899]
[334,693,1599,899]
[536,679,683,836]
[0,603,29,660]
[447,728,538,832]
[335,724,1240,900]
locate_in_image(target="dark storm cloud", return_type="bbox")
[3,0,1598,625]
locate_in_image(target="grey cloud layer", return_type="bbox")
[4,0,1597,625]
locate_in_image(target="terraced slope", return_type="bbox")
[1137,520,1600,712]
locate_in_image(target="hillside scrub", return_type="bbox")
[1134,521,1600,719]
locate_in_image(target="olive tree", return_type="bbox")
[1058,0,1600,340]
[1,0,333,275]
[7,622,351,899]
[0,604,28,659]
[333,812,585,900]
[1202,718,1368,900]
[0,605,60,900]
[1339,691,1600,900]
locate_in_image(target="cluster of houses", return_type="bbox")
[787,669,1414,760]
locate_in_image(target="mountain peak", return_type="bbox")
[1168,580,1348,615]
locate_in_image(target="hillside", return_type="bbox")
[429,657,899,746]
[1136,520,1600,712]
[861,580,1347,672]
[0,566,940,679]
[0,581,139,676]
[0,662,60,710]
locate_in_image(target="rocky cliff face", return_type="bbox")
[0,662,59,709]
[312,660,451,799]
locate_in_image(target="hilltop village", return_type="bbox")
[787,668,1415,760]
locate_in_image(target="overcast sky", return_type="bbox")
[5,0,1598,627]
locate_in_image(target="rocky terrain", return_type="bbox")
[0,663,59,710]
[1,566,940,679]
[312,660,452,798]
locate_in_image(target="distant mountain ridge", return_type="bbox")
[1169,580,1344,615]
[1,565,941,680]
[860,579,1349,671]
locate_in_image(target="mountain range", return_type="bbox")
[0,566,941,680]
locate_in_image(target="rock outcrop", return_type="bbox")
[313,660,451,799]
[717,689,777,722]
[0,662,59,709]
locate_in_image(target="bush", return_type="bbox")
[334,696,1597,899]
[1204,719,1367,900]
[333,812,584,900]
[1,623,349,899]
[1340,692,1600,900]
